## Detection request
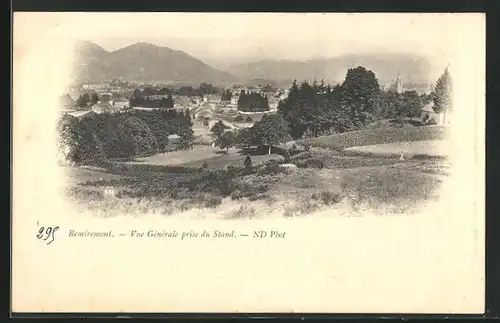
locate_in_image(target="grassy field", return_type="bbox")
[343,140,450,158]
[124,146,283,169]
[63,123,451,218]
[295,125,446,151]
[63,145,448,218]
[366,118,423,129]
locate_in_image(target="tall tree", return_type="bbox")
[177,127,195,150]
[210,120,229,139]
[235,127,257,149]
[400,90,422,119]
[339,66,381,130]
[253,114,291,155]
[76,92,91,108]
[237,91,269,112]
[215,130,236,153]
[90,92,99,105]
[184,109,193,127]
[432,67,452,124]
[278,80,342,138]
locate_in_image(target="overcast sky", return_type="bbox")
[15,12,483,68]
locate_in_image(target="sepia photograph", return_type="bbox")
[12,12,485,314]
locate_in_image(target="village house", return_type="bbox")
[420,102,445,125]
[132,106,161,112]
[230,96,239,106]
[64,110,96,119]
[113,99,130,110]
[206,94,220,103]
[91,93,118,114]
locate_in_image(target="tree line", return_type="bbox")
[75,92,99,108]
[237,90,270,112]
[129,89,174,109]
[210,114,290,155]
[210,66,452,153]
[59,65,452,164]
[277,66,451,140]
[220,89,233,102]
[57,108,194,163]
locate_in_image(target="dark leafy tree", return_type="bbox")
[215,130,236,153]
[253,114,291,155]
[210,120,229,139]
[235,127,257,149]
[76,92,91,108]
[237,91,269,112]
[244,155,253,169]
[177,127,195,150]
[400,90,423,119]
[90,92,99,105]
[339,66,381,130]
[278,80,343,139]
[221,89,233,102]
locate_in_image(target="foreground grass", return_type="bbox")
[340,164,444,213]
[64,152,447,218]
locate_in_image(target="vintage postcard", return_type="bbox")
[12,12,485,314]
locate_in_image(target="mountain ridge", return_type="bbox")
[72,40,238,84]
[72,41,437,87]
[226,53,437,85]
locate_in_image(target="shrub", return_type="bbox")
[258,160,287,175]
[311,190,343,205]
[296,158,324,169]
[230,203,256,219]
[304,143,311,151]
[283,198,322,217]
[243,155,253,169]
[245,116,253,122]
[297,198,322,215]
[283,150,292,163]
[226,165,242,177]
[234,115,244,122]
[231,182,269,200]
[290,151,314,161]
[202,195,222,208]
[179,195,221,210]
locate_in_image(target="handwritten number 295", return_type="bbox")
[37,226,59,245]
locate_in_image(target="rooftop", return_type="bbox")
[420,102,436,113]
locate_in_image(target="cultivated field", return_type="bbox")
[344,140,450,158]
[295,125,446,151]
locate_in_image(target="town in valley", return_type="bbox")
[58,34,452,220]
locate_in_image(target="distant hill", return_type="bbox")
[227,53,436,86]
[246,78,280,87]
[72,41,238,85]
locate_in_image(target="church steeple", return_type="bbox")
[395,71,403,94]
